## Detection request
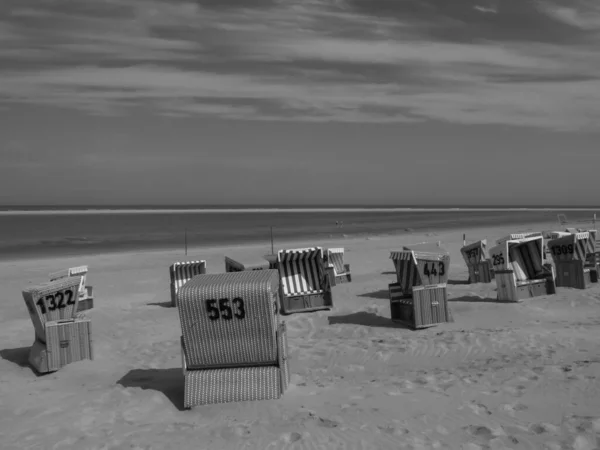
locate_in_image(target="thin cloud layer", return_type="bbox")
[0,0,599,129]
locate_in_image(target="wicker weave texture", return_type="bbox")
[178,270,280,368]
[49,265,88,298]
[23,277,83,342]
[29,316,93,373]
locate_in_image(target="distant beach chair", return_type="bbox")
[489,236,556,302]
[177,270,290,407]
[324,248,352,284]
[547,231,598,289]
[169,261,207,307]
[49,265,94,312]
[388,246,452,329]
[460,239,494,283]
[22,277,93,373]
[224,254,277,273]
[277,247,333,314]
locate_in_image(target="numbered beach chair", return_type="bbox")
[324,248,352,285]
[49,265,94,312]
[169,261,206,307]
[22,277,93,373]
[177,270,290,407]
[489,235,556,302]
[224,255,277,272]
[547,232,598,289]
[388,248,452,329]
[277,247,333,314]
[460,239,494,283]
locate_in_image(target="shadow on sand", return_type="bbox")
[147,301,173,308]
[328,312,410,330]
[357,289,390,300]
[448,295,498,303]
[448,279,470,285]
[0,346,47,376]
[117,368,186,411]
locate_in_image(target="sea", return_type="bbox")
[0,207,597,261]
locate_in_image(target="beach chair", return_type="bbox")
[169,261,206,307]
[460,239,494,283]
[277,247,333,314]
[224,255,277,272]
[177,270,290,407]
[489,236,556,302]
[324,248,352,284]
[49,265,94,312]
[547,232,598,289]
[388,247,452,329]
[22,277,93,373]
[582,229,600,270]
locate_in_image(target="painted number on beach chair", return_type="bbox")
[36,289,76,315]
[492,254,505,266]
[423,262,445,277]
[550,244,574,256]
[205,298,246,321]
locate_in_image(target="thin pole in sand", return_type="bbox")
[463,234,466,247]
[185,228,188,256]
[270,226,274,255]
[594,214,597,229]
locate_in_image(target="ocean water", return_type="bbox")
[0,209,595,261]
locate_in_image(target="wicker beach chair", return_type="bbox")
[49,265,94,311]
[22,277,93,373]
[547,232,598,289]
[388,247,452,329]
[490,236,556,302]
[224,255,276,272]
[460,239,494,283]
[277,247,333,314]
[177,270,290,407]
[325,248,352,284]
[169,260,206,307]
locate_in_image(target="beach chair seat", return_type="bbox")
[277,247,333,314]
[169,260,206,307]
[548,232,598,289]
[22,277,93,373]
[388,247,452,329]
[460,239,494,283]
[490,236,556,302]
[177,270,289,407]
[325,248,352,285]
[49,265,93,312]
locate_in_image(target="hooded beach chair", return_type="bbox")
[325,248,352,284]
[489,235,556,302]
[224,254,277,273]
[277,247,333,314]
[460,239,494,283]
[177,270,290,407]
[388,247,452,329]
[22,277,93,373]
[169,260,206,307]
[547,232,598,289]
[49,265,94,311]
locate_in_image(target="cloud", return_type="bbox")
[0,0,599,129]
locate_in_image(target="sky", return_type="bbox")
[0,0,599,207]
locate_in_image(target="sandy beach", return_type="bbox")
[1,218,600,450]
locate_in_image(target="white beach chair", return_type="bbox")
[460,239,494,283]
[177,270,290,407]
[325,248,352,284]
[277,247,333,314]
[49,265,93,311]
[547,232,598,289]
[169,261,206,307]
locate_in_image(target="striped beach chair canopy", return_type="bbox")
[326,248,348,276]
[390,249,450,293]
[489,236,545,282]
[460,239,489,266]
[170,261,207,298]
[547,232,594,263]
[277,247,325,297]
[178,271,280,369]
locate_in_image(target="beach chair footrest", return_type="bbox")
[280,292,333,314]
[29,318,93,373]
[184,363,288,407]
[77,297,94,312]
[389,283,451,329]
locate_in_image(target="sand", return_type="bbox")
[1,220,600,450]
